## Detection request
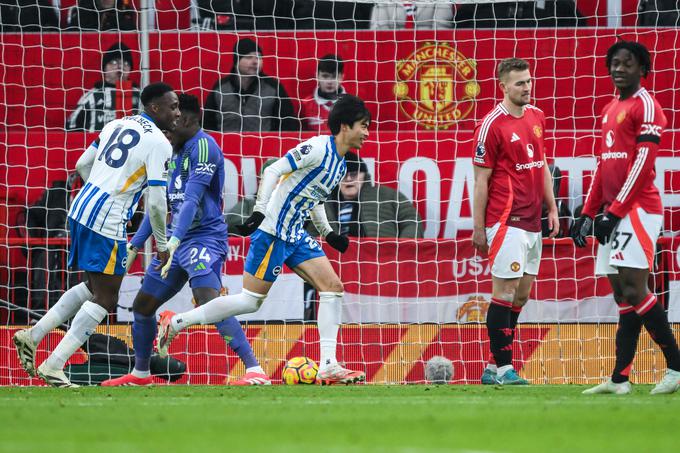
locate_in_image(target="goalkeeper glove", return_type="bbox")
[570,215,593,248]
[326,232,349,253]
[235,211,265,236]
[594,212,621,245]
[125,243,138,272]
[160,236,180,279]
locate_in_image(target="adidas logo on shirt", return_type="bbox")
[511,132,521,143]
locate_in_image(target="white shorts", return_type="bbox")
[486,223,542,279]
[595,206,662,275]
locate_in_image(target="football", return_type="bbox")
[282,357,319,385]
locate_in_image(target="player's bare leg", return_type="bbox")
[38,272,121,388]
[293,256,364,385]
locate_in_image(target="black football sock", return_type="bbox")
[487,298,513,367]
[636,294,680,372]
[611,302,642,384]
[510,305,522,343]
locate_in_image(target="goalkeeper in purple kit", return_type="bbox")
[102,94,269,386]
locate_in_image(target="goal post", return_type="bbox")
[1,1,679,385]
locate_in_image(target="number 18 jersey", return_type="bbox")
[68,113,172,241]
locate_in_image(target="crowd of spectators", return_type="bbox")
[4,1,643,32]
[2,1,678,32]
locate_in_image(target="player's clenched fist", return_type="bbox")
[326,232,349,253]
[236,211,265,236]
[570,215,593,248]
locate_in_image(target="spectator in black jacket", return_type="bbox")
[66,42,141,132]
[0,0,59,32]
[203,38,299,132]
[68,0,136,31]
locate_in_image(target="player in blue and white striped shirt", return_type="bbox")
[13,83,180,387]
[157,95,370,385]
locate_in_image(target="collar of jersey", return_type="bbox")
[329,135,339,157]
[181,129,206,151]
[140,112,155,124]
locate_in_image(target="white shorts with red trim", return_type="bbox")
[595,206,662,275]
[486,223,542,279]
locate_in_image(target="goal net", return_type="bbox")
[1,0,679,385]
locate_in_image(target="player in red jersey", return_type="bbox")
[573,41,680,395]
[472,58,559,385]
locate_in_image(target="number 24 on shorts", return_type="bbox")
[189,247,211,264]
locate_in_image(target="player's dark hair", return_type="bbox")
[140,82,174,107]
[318,54,344,75]
[606,40,651,77]
[496,58,530,81]
[178,93,201,117]
[327,94,370,135]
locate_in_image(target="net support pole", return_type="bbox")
[140,0,152,270]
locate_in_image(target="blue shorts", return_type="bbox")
[68,218,127,275]
[244,229,325,282]
[140,237,227,303]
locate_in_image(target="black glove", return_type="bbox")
[326,232,349,253]
[594,212,621,245]
[570,215,593,248]
[235,211,265,236]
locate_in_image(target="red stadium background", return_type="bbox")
[1,28,680,384]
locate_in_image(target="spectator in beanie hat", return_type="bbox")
[66,42,140,132]
[203,38,300,132]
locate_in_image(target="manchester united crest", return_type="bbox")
[394,43,479,129]
[533,125,542,138]
[617,110,626,124]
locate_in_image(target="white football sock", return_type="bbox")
[497,365,514,377]
[246,366,265,374]
[43,301,107,370]
[318,292,342,370]
[486,364,497,373]
[30,282,92,344]
[131,368,151,378]
[172,289,266,331]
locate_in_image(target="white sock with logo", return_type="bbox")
[43,301,108,371]
[318,292,343,371]
[30,282,92,344]
[171,289,266,331]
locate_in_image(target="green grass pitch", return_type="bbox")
[1,385,679,452]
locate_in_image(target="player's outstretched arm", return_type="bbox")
[543,160,559,238]
[472,165,492,254]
